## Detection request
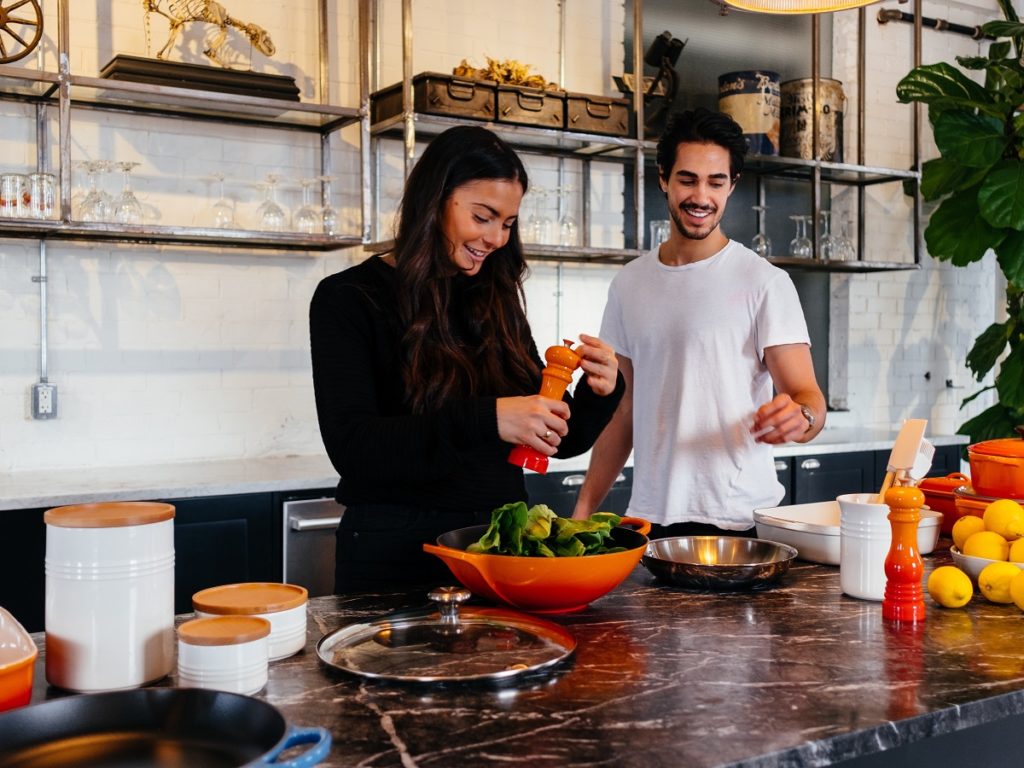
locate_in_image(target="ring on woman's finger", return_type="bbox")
[543,430,552,439]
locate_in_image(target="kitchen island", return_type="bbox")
[23,547,1024,767]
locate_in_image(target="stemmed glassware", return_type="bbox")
[819,210,840,262]
[208,172,236,229]
[788,214,813,259]
[751,204,772,258]
[77,160,113,222]
[293,178,321,234]
[836,219,856,262]
[112,162,144,225]
[318,176,340,236]
[256,174,286,232]
[557,186,579,247]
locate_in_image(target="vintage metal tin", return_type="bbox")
[371,72,497,124]
[565,92,630,137]
[718,70,780,155]
[780,77,846,162]
[497,84,565,129]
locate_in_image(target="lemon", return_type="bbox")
[1011,570,1024,611]
[977,561,1021,604]
[1010,539,1024,564]
[926,566,973,608]
[982,499,1024,541]
[952,515,986,551]
[963,530,1010,561]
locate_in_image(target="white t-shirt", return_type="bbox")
[600,240,811,528]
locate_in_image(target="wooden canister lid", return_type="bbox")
[192,583,308,615]
[44,502,175,528]
[178,615,271,646]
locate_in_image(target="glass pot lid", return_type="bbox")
[316,587,576,683]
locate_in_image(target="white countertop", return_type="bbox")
[0,430,969,512]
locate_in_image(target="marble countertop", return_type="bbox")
[0,430,969,512]
[23,546,1024,767]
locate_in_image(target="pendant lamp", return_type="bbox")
[718,0,882,13]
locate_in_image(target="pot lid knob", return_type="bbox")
[1015,425,1024,439]
[428,586,472,624]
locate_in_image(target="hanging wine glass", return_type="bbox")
[318,175,340,236]
[293,178,321,234]
[208,172,235,228]
[256,174,286,232]
[112,162,144,225]
[819,210,840,262]
[557,186,579,247]
[77,160,112,222]
[523,185,542,244]
[751,204,772,258]
[536,188,553,244]
[788,214,813,259]
[837,218,857,262]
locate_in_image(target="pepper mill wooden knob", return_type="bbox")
[881,485,926,623]
[508,340,581,474]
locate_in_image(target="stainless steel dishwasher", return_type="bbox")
[281,496,344,598]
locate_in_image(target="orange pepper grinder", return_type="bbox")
[508,340,581,474]
[881,485,926,623]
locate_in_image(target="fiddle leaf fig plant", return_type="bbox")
[896,0,1024,443]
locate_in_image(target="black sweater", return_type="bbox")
[309,256,624,513]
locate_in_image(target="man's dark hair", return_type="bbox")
[656,108,748,182]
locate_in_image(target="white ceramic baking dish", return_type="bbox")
[753,500,941,565]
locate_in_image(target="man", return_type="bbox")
[572,108,825,537]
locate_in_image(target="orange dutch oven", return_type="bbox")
[423,517,651,614]
[968,432,1024,499]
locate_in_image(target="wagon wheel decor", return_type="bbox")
[0,0,43,64]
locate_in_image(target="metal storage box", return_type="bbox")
[371,72,496,124]
[565,93,631,137]
[497,85,565,129]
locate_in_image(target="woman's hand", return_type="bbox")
[575,333,619,396]
[497,396,570,456]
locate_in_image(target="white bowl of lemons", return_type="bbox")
[947,499,1024,606]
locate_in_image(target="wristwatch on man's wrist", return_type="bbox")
[799,404,815,433]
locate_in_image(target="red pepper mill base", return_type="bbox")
[882,485,926,623]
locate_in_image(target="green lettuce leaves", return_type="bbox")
[467,502,626,557]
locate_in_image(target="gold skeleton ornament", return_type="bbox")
[143,0,275,68]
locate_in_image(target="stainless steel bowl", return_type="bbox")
[641,536,797,590]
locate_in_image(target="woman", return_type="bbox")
[310,125,624,593]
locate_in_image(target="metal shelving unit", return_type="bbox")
[0,0,369,252]
[363,0,649,264]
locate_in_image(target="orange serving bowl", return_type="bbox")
[423,517,651,614]
[968,435,1024,499]
[0,607,37,712]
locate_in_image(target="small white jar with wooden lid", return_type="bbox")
[44,501,175,692]
[177,615,271,695]
[192,583,308,661]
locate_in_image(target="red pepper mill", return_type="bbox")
[882,485,927,623]
[507,340,581,474]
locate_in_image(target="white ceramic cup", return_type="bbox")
[838,492,891,601]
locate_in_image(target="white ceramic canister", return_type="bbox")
[193,583,308,661]
[44,502,175,691]
[838,493,891,601]
[177,615,270,695]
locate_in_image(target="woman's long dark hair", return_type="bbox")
[393,126,538,413]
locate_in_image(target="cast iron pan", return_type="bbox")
[0,688,330,768]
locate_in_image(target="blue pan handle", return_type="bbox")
[261,726,332,767]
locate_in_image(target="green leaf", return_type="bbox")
[996,229,1024,285]
[897,62,1002,117]
[961,384,996,408]
[957,55,990,70]
[919,157,987,201]
[982,20,1024,39]
[925,189,1007,265]
[989,41,1013,61]
[996,345,1024,409]
[966,322,1010,379]
[958,403,1020,442]
[934,111,1006,168]
[979,162,1024,229]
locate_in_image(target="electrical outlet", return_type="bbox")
[31,382,58,420]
